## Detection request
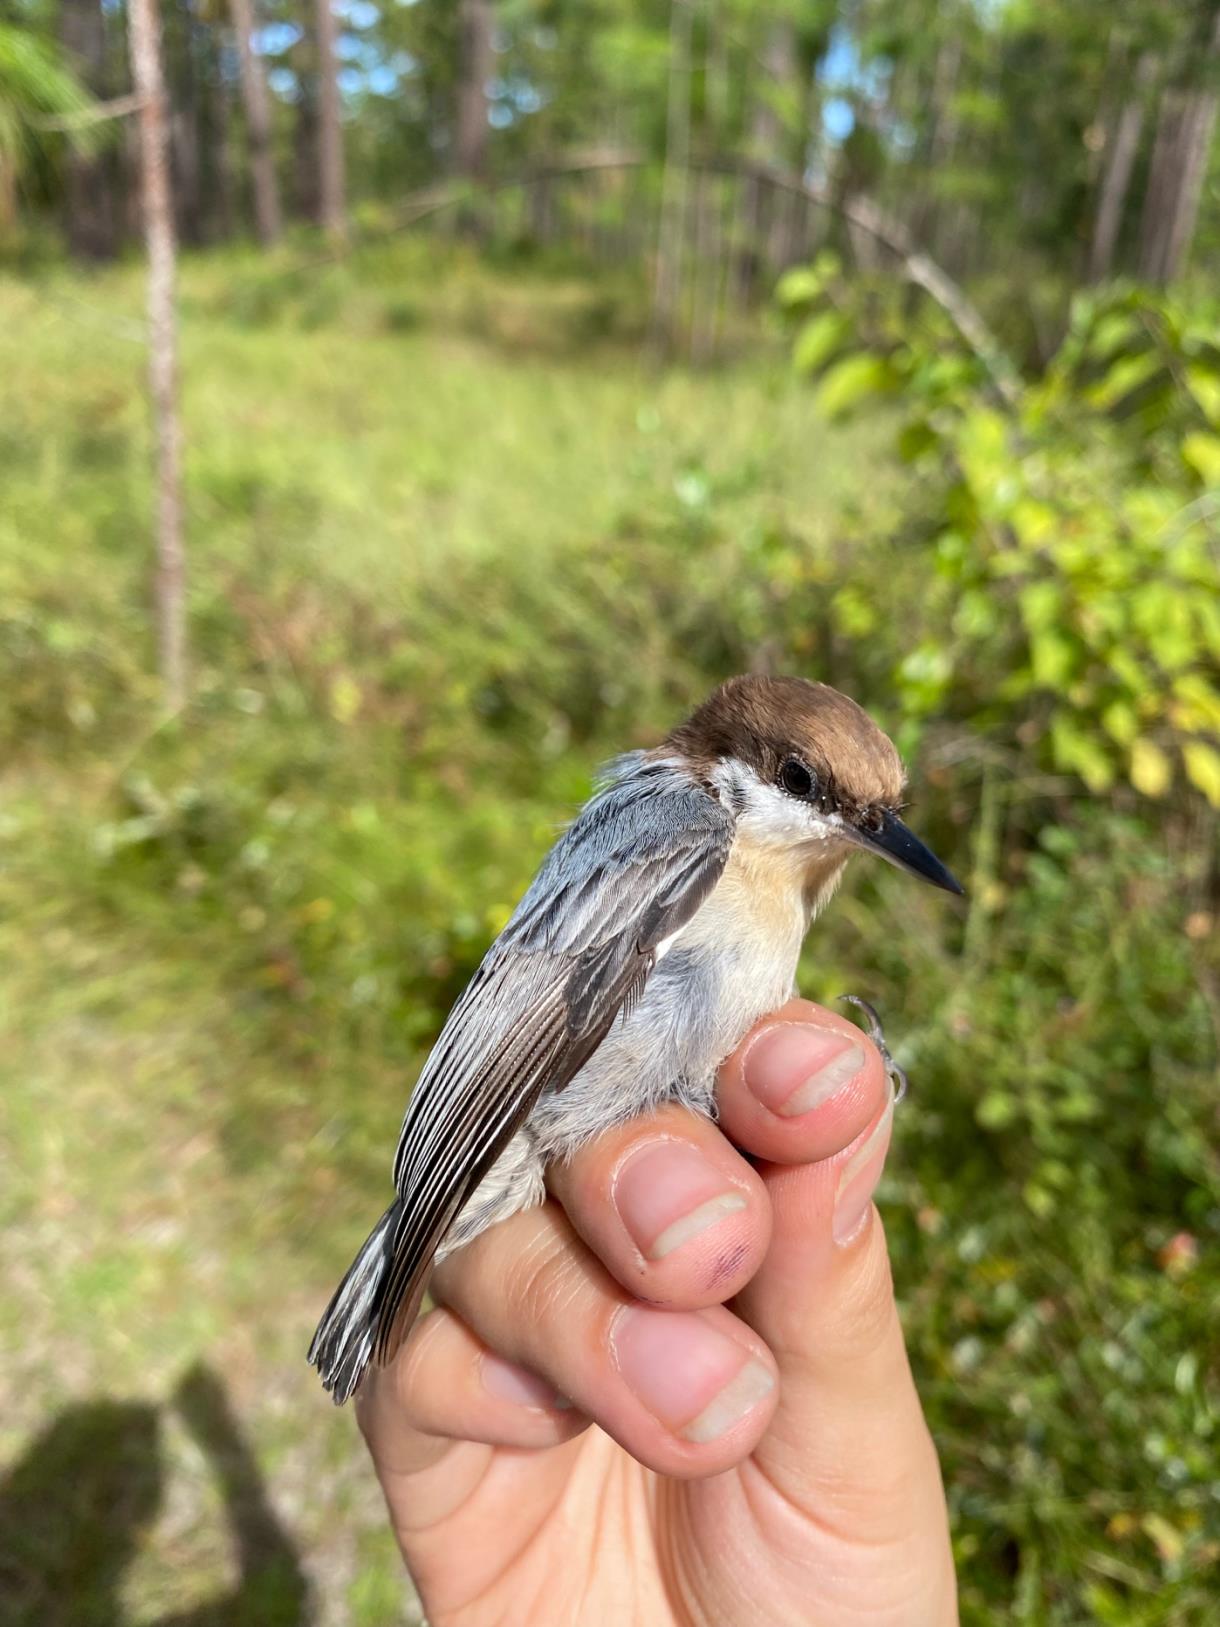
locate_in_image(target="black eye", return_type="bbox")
[779,757,814,799]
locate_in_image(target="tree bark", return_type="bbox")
[750,22,795,162]
[203,45,238,242]
[692,9,727,365]
[229,0,281,245]
[910,34,961,257]
[1088,51,1155,281]
[127,0,187,713]
[163,4,205,246]
[652,0,693,347]
[1138,11,1220,285]
[455,0,493,179]
[314,0,346,242]
[752,21,798,268]
[292,47,319,223]
[59,0,118,258]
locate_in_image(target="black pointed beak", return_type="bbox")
[852,809,964,896]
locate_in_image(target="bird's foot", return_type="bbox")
[837,995,908,1105]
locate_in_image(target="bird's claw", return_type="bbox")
[837,995,909,1104]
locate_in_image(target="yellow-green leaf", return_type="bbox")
[1018,580,1062,632]
[1101,700,1138,746]
[1142,1512,1184,1566]
[329,674,362,723]
[1183,740,1220,807]
[814,352,891,419]
[1051,716,1114,791]
[1130,737,1171,797]
[1182,431,1220,487]
[1186,364,1220,426]
[1087,350,1161,411]
[1030,629,1076,687]
[794,310,847,376]
[776,266,824,308]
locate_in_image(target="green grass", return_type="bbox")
[0,240,1215,1624]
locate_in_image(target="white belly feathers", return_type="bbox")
[527,833,816,1160]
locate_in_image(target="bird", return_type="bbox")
[309,674,962,1402]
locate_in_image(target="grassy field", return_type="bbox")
[1,240,1216,1625]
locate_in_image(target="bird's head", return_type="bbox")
[666,675,963,896]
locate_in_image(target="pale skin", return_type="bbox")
[357,998,959,1626]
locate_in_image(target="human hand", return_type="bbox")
[356,998,957,1626]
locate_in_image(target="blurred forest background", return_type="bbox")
[1,0,1218,1623]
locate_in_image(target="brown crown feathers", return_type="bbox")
[664,675,906,819]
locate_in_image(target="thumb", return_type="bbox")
[730,1048,956,1616]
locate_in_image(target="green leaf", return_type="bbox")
[793,311,848,376]
[1170,674,1220,732]
[775,267,824,310]
[1019,580,1062,633]
[1130,738,1171,798]
[777,268,816,309]
[1051,716,1114,791]
[1088,310,1139,361]
[814,353,892,420]
[1101,700,1138,746]
[977,1092,1018,1130]
[1030,629,1076,687]
[1086,350,1161,411]
[1183,741,1220,807]
[1010,498,1056,549]
[897,418,939,462]
[1185,364,1220,426]
[776,252,839,309]
[1181,431,1220,487]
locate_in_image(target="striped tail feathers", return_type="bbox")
[308,1199,401,1404]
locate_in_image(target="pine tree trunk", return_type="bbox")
[292,55,319,223]
[911,35,962,254]
[691,11,727,365]
[1088,51,1155,281]
[1163,11,1220,282]
[59,0,118,259]
[127,0,187,713]
[314,0,346,242]
[203,52,238,242]
[1138,12,1220,285]
[753,21,797,269]
[165,5,204,246]
[455,0,493,179]
[229,0,281,245]
[652,0,693,348]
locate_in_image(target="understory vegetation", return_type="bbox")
[1,241,1216,1625]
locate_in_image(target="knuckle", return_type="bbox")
[830,1220,899,1351]
[503,1213,582,1334]
[392,1310,445,1416]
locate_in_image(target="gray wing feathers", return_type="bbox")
[372,757,733,1366]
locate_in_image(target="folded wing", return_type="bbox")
[315,756,734,1390]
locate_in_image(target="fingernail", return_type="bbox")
[614,1140,748,1260]
[832,1084,895,1247]
[481,1353,569,1411]
[611,1306,774,1442]
[744,1023,866,1118]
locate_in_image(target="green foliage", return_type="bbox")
[0,22,95,174]
[783,258,1220,811]
[1,247,1216,1624]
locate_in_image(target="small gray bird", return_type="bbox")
[310,675,962,1401]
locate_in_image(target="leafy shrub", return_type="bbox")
[780,260,1220,811]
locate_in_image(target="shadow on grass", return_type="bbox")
[0,1364,309,1627]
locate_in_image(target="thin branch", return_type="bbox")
[705,156,1021,408]
[205,146,1020,405]
[34,92,145,131]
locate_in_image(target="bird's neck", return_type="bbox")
[719,828,850,940]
